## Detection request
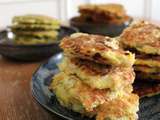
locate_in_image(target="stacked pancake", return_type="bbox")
[50,33,139,120]
[11,14,60,44]
[78,3,131,24]
[120,21,160,97]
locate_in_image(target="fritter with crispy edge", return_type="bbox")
[120,20,160,55]
[96,93,139,120]
[58,57,135,90]
[135,58,160,68]
[59,57,135,90]
[60,33,135,67]
[50,72,133,116]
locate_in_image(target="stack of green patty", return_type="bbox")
[11,14,60,44]
[120,20,160,82]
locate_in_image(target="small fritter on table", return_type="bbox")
[50,33,139,120]
[120,20,160,82]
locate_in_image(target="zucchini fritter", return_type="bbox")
[12,14,60,26]
[50,72,133,116]
[96,94,139,120]
[120,20,160,55]
[59,57,135,90]
[60,33,135,67]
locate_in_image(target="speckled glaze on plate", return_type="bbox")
[31,53,160,120]
[0,26,78,61]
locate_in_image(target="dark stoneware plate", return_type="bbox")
[70,17,132,37]
[0,26,78,61]
[31,53,160,120]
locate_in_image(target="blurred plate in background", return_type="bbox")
[0,26,78,61]
[70,17,132,37]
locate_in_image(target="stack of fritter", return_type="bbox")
[120,21,160,97]
[78,3,130,24]
[120,21,160,82]
[11,14,60,44]
[50,33,139,120]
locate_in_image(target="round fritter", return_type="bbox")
[79,3,126,18]
[12,14,60,25]
[14,37,56,45]
[13,30,58,39]
[60,33,135,67]
[50,72,133,114]
[58,57,135,90]
[120,20,160,55]
[135,58,160,68]
[134,65,160,73]
[96,93,139,120]
[11,24,60,31]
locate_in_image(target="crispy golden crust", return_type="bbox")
[135,58,160,67]
[120,20,160,55]
[79,4,126,18]
[50,72,133,113]
[60,33,135,67]
[13,30,58,39]
[58,57,135,90]
[96,94,139,120]
[133,81,160,98]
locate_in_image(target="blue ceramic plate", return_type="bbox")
[31,53,160,120]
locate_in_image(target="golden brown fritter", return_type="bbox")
[50,72,133,114]
[133,81,160,98]
[120,20,160,55]
[135,58,160,68]
[59,57,135,90]
[79,4,126,19]
[96,94,139,120]
[60,33,135,67]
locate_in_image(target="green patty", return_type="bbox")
[12,14,60,25]
[11,24,60,31]
[13,30,58,39]
[14,36,57,45]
